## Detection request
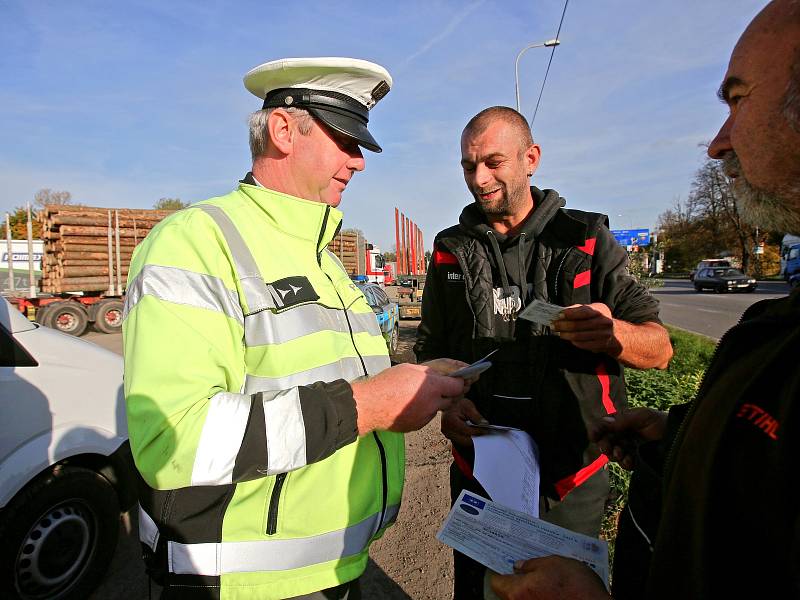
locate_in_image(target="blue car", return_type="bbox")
[356,282,400,354]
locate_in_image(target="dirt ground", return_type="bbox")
[89,319,457,599]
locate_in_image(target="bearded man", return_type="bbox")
[490,1,800,598]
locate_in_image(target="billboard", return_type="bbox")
[1,241,43,270]
[611,229,650,248]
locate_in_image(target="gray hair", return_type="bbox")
[248,107,314,160]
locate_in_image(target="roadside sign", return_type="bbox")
[611,229,650,248]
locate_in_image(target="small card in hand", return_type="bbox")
[517,299,564,326]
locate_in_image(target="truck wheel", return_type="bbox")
[0,465,120,600]
[34,303,56,327]
[49,303,89,337]
[92,299,124,334]
[389,325,399,354]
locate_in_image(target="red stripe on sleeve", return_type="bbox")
[434,248,458,265]
[554,361,616,499]
[573,269,591,289]
[576,237,597,255]
[595,360,616,414]
[554,455,609,499]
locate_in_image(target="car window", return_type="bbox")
[373,288,389,306]
[0,323,38,367]
[359,286,379,308]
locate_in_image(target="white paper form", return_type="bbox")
[473,429,540,517]
[437,490,609,586]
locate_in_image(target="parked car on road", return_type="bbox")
[356,282,400,354]
[693,267,757,293]
[784,243,800,284]
[689,258,732,281]
[0,296,135,599]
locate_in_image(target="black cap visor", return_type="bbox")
[262,88,382,153]
[306,105,382,153]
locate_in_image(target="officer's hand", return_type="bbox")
[588,407,667,470]
[351,362,468,434]
[421,357,479,394]
[552,303,621,356]
[441,397,488,447]
[490,556,610,600]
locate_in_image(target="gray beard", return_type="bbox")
[722,153,800,234]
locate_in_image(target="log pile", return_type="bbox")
[329,230,366,275]
[39,205,174,293]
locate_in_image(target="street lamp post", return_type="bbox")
[515,39,561,113]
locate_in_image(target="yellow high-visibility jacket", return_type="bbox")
[123,178,404,599]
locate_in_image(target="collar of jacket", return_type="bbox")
[458,186,588,246]
[238,172,343,254]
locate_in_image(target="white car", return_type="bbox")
[0,297,135,599]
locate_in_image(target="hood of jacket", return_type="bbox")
[457,186,565,300]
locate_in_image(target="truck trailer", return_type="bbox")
[4,204,173,336]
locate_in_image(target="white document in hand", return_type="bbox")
[517,299,564,326]
[472,429,540,517]
[437,490,609,586]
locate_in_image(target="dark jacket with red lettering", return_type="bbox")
[414,187,661,499]
[615,286,800,599]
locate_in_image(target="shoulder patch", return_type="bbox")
[266,276,319,308]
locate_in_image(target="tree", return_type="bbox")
[689,157,756,273]
[656,154,773,275]
[7,206,42,240]
[154,197,190,210]
[34,188,72,209]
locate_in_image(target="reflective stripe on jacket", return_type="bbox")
[123,182,404,599]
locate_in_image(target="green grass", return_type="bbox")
[600,326,716,565]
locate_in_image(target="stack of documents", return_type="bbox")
[438,427,609,587]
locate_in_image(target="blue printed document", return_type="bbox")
[437,490,609,586]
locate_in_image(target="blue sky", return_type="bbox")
[1,1,766,251]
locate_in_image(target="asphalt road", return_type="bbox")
[651,278,792,339]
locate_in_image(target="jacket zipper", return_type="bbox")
[266,472,287,535]
[372,432,389,532]
[324,269,389,535]
[553,247,572,300]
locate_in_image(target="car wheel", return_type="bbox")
[49,303,89,336]
[389,325,399,354]
[92,299,124,334]
[694,284,702,292]
[0,465,120,600]
[714,285,725,294]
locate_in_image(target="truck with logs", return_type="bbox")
[328,229,393,284]
[4,204,173,336]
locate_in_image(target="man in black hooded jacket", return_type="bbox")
[414,106,673,599]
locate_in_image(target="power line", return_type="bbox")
[530,0,570,126]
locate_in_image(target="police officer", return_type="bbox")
[123,57,468,599]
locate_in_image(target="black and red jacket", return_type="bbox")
[414,187,662,500]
